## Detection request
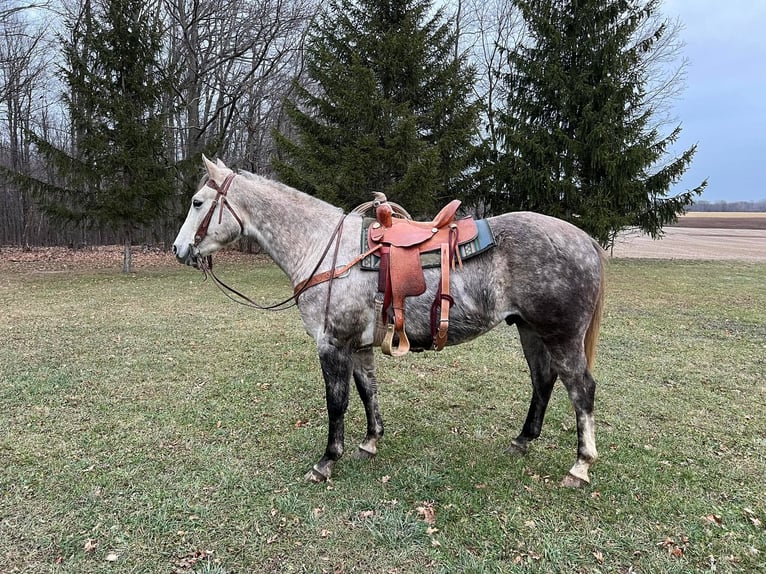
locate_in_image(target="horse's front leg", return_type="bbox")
[350,347,384,459]
[305,341,352,483]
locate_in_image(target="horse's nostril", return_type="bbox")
[172,244,178,254]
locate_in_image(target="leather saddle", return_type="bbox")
[368,195,478,356]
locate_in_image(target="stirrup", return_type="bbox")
[381,324,410,356]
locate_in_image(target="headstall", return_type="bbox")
[193,173,244,247]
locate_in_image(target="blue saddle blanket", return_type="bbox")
[360,218,496,271]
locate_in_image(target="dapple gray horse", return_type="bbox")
[173,157,606,487]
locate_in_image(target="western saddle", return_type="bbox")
[368,193,478,356]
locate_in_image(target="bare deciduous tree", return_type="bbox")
[162,0,317,188]
[449,0,523,151]
[0,5,58,244]
[2,0,318,246]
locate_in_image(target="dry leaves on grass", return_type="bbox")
[416,501,436,525]
[703,514,723,527]
[512,550,542,565]
[357,510,375,521]
[416,501,441,547]
[0,245,264,273]
[658,535,689,558]
[0,245,171,272]
[172,549,215,571]
[743,507,762,528]
[83,538,97,553]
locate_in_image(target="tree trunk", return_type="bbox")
[123,237,132,273]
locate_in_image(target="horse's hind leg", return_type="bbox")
[350,347,384,459]
[509,323,558,455]
[550,345,598,488]
[305,342,352,483]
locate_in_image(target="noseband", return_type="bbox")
[193,173,244,247]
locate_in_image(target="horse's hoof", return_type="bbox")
[351,446,376,460]
[561,472,589,488]
[304,465,330,483]
[506,440,529,456]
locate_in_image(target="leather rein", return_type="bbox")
[193,173,379,311]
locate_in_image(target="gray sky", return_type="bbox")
[664,0,766,203]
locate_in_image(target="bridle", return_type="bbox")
[193,173,244,247]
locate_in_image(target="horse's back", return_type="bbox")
[488,211,599,254]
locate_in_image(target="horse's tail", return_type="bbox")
[584,241,607,371]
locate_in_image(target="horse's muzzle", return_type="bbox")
[172,243,200,268]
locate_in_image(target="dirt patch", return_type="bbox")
[671,212,766,230]
[611,212,766,261]
[0,245,265,274]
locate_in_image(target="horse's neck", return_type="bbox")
[238,177,346,284]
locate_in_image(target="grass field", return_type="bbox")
[1,259,765,573]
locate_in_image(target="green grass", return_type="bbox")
[1,259,764,573]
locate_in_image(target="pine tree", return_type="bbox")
[17,0,172,271]
[490,0,706,248]
[273,0,479,216]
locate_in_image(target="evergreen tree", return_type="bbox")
[13,0,172,271]
[490,0,706,248]
[273,0,480,216]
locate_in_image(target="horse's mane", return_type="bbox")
[238,170,343,215]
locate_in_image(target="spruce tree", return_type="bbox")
[273,0,479,216]
[491,0,706,248]
[16,0,172,271]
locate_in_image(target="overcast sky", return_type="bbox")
[663,0,766,203]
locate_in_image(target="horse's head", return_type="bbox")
[173,156,245,267]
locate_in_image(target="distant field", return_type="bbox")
[613,212,766,261]
[673,212,766,229]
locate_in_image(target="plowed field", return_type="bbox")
[612,213,766,261]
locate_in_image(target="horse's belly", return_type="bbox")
[402,291,503,350]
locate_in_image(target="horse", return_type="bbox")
[173,157,607,488]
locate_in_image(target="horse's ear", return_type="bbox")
[202,154,216,176]
[202,155,230,183]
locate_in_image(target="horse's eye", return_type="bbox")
[192,199,203,208]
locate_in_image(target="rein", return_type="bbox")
[199,210,358,311]
[193,179,398,312]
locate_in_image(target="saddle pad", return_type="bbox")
[360,217,496,271]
